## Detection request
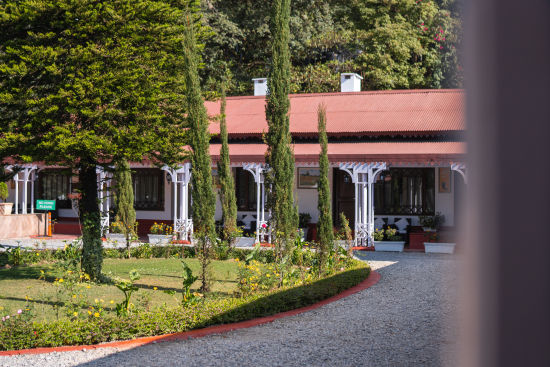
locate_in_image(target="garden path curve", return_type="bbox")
[0,252,460,367]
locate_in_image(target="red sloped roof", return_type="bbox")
[205,89,464,137]
[210,141,466,165]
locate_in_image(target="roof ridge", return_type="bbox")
[220,89,464,101]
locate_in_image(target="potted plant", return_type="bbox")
[419,212,445,232]
[423,232,456,254]
[0,182,12,215]
[106,220,127,244]
[373,226,405,252]
[298,212,311,241]
[148,222,174,244]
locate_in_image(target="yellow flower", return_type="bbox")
[72,295,77,299]
[58,278,64,283]
[73,312,78,317]
[86,285,91,289]
[100,299,104,303]
[153,287,158,290]
[110,300,114,304]
[94,298,99,303]
[94,312,100,318]
[88,310,92,315]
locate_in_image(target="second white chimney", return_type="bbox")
[340,73,363,92]
[252,78,268,96]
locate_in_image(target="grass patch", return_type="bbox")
[0,260,370,351]
[0,258,239,321]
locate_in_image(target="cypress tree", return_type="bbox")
[115,160,136,258]
[183,13,216,293]
[217,84,238,244]
[317,104,333,274]
[265,0,298,261]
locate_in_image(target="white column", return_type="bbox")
[256,180,261,243]
[173,179,178,225]
[14,173,19,214]
[179,175,184,223]
[22,172,28,214]
[31,172,35,214]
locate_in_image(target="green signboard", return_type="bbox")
[36,200,56,211]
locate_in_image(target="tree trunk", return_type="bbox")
[79,163,103,280]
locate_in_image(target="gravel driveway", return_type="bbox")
[0,252,460,367]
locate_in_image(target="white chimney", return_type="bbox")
[252,78,268,96]
[340,73,363,92]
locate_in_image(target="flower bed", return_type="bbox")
[0,260,370,351]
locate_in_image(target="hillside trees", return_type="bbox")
[0,0,204,279]
[201,0,462,95]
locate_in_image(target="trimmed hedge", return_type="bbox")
[0,260,370,351]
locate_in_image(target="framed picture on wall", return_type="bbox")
[439,167,451,193]
[298,168,320,189]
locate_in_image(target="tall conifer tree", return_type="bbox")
[183,13,216,292]
[265,0,298,260]
[115,160,136,258]
[217,85,238,244]
[316,104,333,274]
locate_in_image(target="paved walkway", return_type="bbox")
[0,252,460,367]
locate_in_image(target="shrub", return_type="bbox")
[0,182,8,202]
[0,260,370,351]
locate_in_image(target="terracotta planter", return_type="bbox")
[0,203,13,215]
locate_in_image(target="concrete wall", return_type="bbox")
[0,213,46,239]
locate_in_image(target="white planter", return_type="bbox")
[148,234,173,244]
[374,241,405,252]
[234,237,256,248]
[0,203,13,215]
[106,233,126,244]
[424,242,456,254]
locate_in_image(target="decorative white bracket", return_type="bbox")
[162,163,193,241]
[339,162,387,247]
[243,163,270,244]
[451,163,467,184]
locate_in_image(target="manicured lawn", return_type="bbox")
[0,258,239,321]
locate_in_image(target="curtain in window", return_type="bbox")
[374,168,435,215]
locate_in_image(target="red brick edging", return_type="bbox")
[1,271,381,356]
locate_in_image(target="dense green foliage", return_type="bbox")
[183,13,216,292]
[0,182,8,202]
[0,0,205,279]
[200,0,462,95]
[265,0,299,261]
[0,259,369,351]
[317,104,333,273]
[114,160,137,257]
[217,86,238,243]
